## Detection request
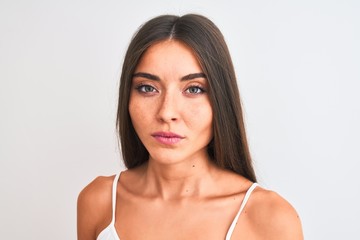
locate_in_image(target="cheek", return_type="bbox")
[186,101,213,130]
[129,95,155,133]
[128,96,143,128]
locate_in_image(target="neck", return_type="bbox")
[140,154,216,200]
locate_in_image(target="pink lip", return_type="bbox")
[151,131,185,145]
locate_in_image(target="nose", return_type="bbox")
[156,92,179,123]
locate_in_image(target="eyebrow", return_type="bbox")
[181,73,207,81]
[132,72,207,81]
[132,72,160,81]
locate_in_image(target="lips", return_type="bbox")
[151,131,185,145]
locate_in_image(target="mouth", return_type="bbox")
[151,131,185,145]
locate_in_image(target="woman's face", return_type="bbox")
[129,40,213,165]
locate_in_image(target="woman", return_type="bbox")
[77,14,303,240]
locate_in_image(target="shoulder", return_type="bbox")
[77,175,115,211]
[77,175,116,239]
[244,186,303,239]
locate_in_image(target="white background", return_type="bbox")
[1,0,359,239]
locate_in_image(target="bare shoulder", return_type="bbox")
[77,175,115,211]
[245,186,304,239]
[77,175,115,240]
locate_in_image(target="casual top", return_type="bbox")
[97,173,258,240]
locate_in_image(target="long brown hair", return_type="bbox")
[116,14,257,182]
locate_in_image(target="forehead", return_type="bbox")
[135,40,203,73]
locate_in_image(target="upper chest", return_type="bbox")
[113,194,249,240]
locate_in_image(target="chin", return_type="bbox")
[149,155,183,165]
[147,150,189,166]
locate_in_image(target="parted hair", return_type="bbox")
[116,14,257,182]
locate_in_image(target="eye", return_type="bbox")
[184,86,205,95]
[136,84,157,93]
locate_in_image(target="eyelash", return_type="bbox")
[135,84,158,93]
[134,84,206,95]
[184,85,206,95]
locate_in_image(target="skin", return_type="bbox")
[77,40,303,240]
